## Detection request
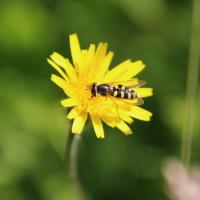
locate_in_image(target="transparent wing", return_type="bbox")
[114,96,144,106]
[101,78,146,88]
[134,97,144,105]
[123,97,144,106]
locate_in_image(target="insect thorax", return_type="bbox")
[96,84,110,96]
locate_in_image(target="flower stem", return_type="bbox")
[181,0,200,168]
[66,133,88,200]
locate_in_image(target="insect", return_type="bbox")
[90,78,145,105]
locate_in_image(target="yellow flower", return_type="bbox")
[48,34,153,138]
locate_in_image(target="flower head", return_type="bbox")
[48,34,153,138]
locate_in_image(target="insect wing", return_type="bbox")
[103,78,146,88]
[124,79,146,88]
[133,97,144,105]
[122,97,144,106]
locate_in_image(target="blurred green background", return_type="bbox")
[0,0,199,199]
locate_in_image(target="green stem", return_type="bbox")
[66,133,88,200]
[68,134,82,183]
[181,0,200,168]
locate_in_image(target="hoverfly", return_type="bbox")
[90,78,145,105]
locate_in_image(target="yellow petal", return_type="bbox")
[103,59,131,82]
[50,52,77,80]
[111,98,132,111]
[88,43,108,82]
[88,44,96,58]
[51,74,75,97]
[134,88,153,98]
[95,43,108,63]
[80,44,95,75]
[72,112,88,134]
[100,115,115,128]
[99,110,120,128]
[79,44,95,80]
[61,98,78,107]
[51,74,67,90]
[79,49,89,75]
[50,52,66,66]
[65,59,78,81]
[130,106,152,121]
[90,113,105,139]
[98,51,114,81]
[103,60,145,82]
[47,59,68,80]
[119,109,134,124]
[69,34,81,69]
[116,121,133,135]
[118,60,145,81]
[67,107,80,119]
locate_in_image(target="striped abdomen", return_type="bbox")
[91,83,137,100]
[110,85,137,100]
